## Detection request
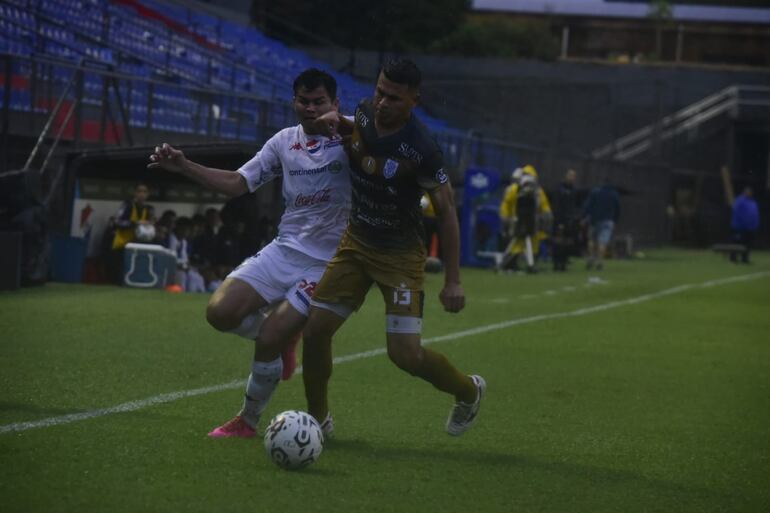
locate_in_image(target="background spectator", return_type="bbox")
[551,168,579,271]
[583,179,621,271]
[214,208,244,275]
[498,165,552,273]
[196,207,221,268]
[169,216,205,292]
[108,183,153,284]
[730,186,759,264]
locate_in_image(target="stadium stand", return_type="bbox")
[0,0,451,146]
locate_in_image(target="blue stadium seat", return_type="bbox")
[4,0,453,145]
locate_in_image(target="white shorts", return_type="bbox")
[227,240,328,317]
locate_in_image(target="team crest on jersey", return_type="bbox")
[307,139,321,154]
[435,168,449,184]
[289,142,302,151]
[383,159,399,179]
[362,156,377,175]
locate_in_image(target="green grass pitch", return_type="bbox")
[1,249,769,512]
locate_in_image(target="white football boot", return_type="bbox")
[446,375,486,436]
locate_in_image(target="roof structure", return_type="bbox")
[472,0,770,24]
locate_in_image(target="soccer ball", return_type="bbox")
[263,410,324,470]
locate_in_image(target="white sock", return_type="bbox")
[239,357,283,428]
[227,311,267,340]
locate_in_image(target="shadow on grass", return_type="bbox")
[324,437,737,502]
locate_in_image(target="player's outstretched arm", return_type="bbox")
[430,183,465,313]
[313,111,354,138]
[147,143,248,198]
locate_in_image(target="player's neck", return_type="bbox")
[301,124,322,137]
[374,119,406,138]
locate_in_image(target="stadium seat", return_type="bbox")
[3,0,453,145]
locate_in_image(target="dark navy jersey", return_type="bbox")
[346,99,448,250]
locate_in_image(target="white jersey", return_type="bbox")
[237,124,351,261]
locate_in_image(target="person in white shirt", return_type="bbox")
[148,69,351,438]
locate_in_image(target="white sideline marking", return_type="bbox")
[2,271,768,435]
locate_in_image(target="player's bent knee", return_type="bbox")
[302,323,330,347]
[206,300,240,332]
[256,328,292,352]
[302,313,339,346]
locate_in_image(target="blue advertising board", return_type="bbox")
[460,168,502,267]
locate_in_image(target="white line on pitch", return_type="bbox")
[1,270,767,435]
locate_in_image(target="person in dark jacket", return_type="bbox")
[583,180,620,271]
[551,169,579,271]
[730,186,759,264]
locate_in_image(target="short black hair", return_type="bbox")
[175,216,191,230]
[380,58,421,89]
[293,68,337,99]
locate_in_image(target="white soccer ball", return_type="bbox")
[263,410,324,470]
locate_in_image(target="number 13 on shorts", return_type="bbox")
[393,287,411,306]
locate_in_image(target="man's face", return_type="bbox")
[373,72,418,129]
[134,185,149,204]
[293,86,338,134]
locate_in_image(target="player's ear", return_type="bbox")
[333,97,340,110]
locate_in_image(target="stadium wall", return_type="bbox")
[302,48,768,247]
[302,49,769,154]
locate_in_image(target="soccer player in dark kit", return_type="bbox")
[302,58,485,436]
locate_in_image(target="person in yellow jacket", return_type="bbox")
[109,183,153,283]
[498,165,552,272]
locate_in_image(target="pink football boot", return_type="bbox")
[207,416,256,438]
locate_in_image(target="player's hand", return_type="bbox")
[147,143,187,174]
[439,282,465,313]
[314,111,342,137]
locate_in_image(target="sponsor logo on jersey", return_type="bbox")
[354,210,397,228]
[288,161,340,176]
[398,142,423,164]
[324,138,343,149]
[307,139,321,154]
[294,187,332,207]
[383,159,399,179]
[350,172,385,192]
[435,168,448,184]
[290,142,302,151]
[356,110,369,127]
[362,156,377,175]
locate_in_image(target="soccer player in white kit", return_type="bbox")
[148,69,350,438]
